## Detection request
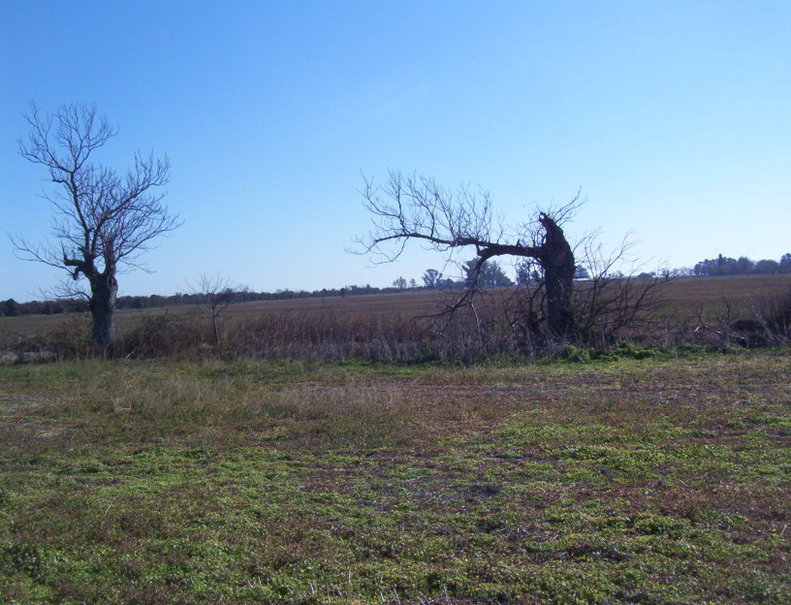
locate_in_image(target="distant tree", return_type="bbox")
[736,256,754,274]
[515,259,540,286]
[122,296,144,309]
[755,259,779,274]
[422,268,443,288]
[781,254,791,273]
[574,265,590,279]
[392,277,408,291]
[190,274,239,347]
[671,266,695,277]
[693,254,789,277]
[409,278,418,289]
[695,255,737,276]
[13,103,180,351]
[1,299,19,317]
[436,277,458,289]
[464,259,514,288]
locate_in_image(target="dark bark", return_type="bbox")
[88,273,118,352]
[64,246,119,351]
[537,213,576,337]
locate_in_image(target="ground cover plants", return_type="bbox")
[1,351,789,604]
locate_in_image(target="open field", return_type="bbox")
[1,352,789,603]
[4,274,791,339]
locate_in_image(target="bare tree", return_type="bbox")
[358,170,580,338]
[190,274,238,347]
[13,103,180,351]
[505,238,670,350]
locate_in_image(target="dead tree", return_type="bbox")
[13,103,180,352]
[190,274,238,347]
[537,212,576,337]
[358,170,580,339]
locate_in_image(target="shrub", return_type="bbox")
[116,313,204,359]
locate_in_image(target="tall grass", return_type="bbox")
[3,283,789,362]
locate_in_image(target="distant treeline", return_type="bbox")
[2,252,790,317]
[0,284,394,317]
[693,253,791,277]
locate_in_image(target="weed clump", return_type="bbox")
[556,342,661,363]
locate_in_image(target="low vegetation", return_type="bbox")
[1,352,789,603]
[2,274,790,365]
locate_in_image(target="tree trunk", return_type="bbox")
[211,309,221,347]
[89,273,118,353]
[538,214,576,338]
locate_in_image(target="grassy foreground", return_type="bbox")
[1,353,789,604]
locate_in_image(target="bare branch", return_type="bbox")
[188,274,238,347]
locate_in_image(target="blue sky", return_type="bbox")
[2,1,790,301]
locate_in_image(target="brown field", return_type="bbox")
[3,273,791,339]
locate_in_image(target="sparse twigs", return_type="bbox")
[695,287,791,348]
[572,240,671,347]
[503,241,671,352]
[748,287,791,343]
[190,274,240,348]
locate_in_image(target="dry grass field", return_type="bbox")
[2,273,790,337]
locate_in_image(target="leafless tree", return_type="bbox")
[13,103,180,351]
[190,274,238,347]
[358,170,580,338]
[505,237,670,350]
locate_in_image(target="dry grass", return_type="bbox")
[1,274,789,363]
[4,274,791,339]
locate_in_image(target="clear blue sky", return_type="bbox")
[2,1,790,301]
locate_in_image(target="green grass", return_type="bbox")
[1,353,789,604]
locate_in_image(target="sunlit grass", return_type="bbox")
[1,352,789,603]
